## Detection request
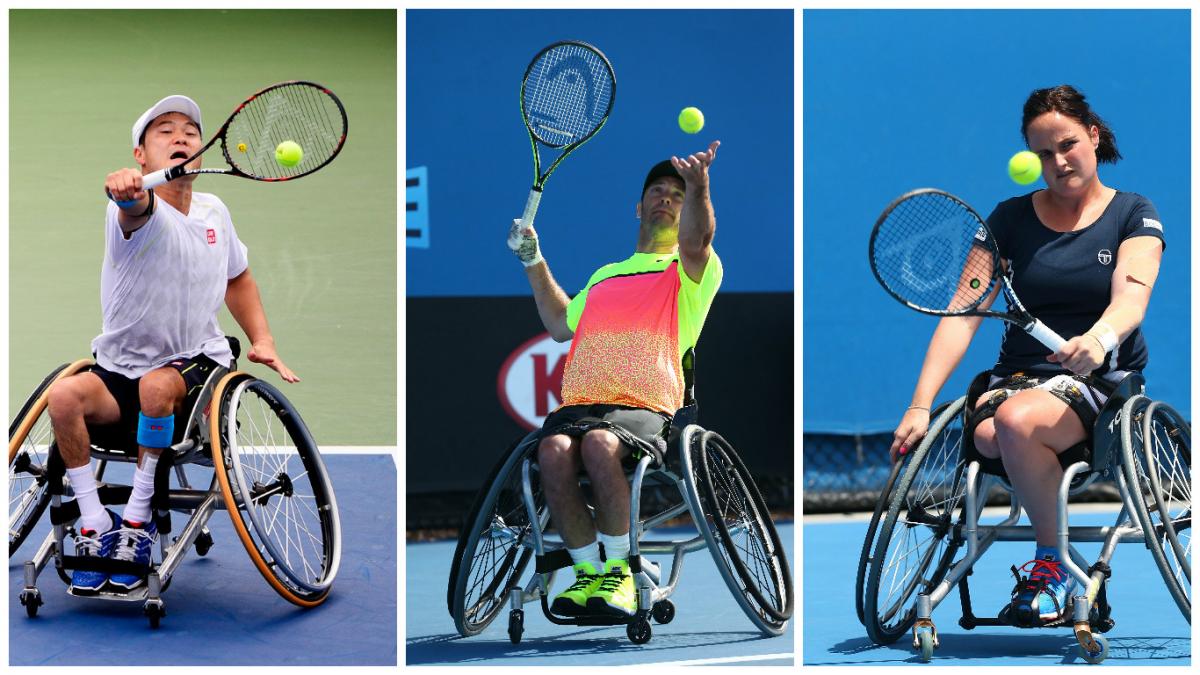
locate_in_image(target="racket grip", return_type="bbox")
[141,169,169,190]
[1026,319,1067,352]
[519,188,542,230]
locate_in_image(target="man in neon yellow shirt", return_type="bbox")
[506,140,723,618]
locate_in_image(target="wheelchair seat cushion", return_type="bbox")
[539,403,671,468]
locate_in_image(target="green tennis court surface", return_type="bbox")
[9,9,396,446]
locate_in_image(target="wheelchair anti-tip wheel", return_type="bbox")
[448,433,547,637]
[1122,395,1191,622]
[210,372,341,607]
[864,397,968,645]
[9,360,92,556]
[680,426,794,636]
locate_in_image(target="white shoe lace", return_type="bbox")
[73,531,102,557]
[113,526,154,563]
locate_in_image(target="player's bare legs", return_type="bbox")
[538,434,594,548]
[579,429,631,538]
[45,373,122,469]
[135,367,186,465]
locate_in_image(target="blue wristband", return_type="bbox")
[137,412,174,449]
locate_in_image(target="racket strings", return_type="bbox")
[226,83,346,180]
[871,193,997,314]
[523,44,613,148]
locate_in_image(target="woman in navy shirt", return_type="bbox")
[890,85,1165,624]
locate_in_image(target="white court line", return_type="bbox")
[644,653,794,667]
[804,502,1126,524]
[24,444,395,456]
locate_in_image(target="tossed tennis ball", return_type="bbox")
[275,140,303,167]
[237,142,247,153]
[678,106,704,134]
[1008,150,1041,185]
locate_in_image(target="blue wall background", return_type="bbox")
[804,10,1190,433]
[407,10,794,297]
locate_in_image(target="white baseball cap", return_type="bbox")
[131,95,203,148]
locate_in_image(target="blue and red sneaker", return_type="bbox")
[105,518,159,592]
[69,509,122,594]
[1010,547,1076,624]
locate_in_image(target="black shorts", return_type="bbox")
[86,354,220,450]
[540,404,672,465]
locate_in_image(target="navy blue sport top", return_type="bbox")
[985,190,1165,377]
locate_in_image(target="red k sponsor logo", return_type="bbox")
[207,228,217,245]
[497,333,572,430]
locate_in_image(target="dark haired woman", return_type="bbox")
[889,84,1165,624]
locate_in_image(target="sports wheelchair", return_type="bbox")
[855,370,1190,664]
[447,350,794,644]
[8,337,342,627]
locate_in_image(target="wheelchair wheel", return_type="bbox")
[681,426,794,635]
[210,372,341,607]
[448,432,546,637]
[864,397,967,645]
[1121,396,1191,621]
[856,400,953,626]
[9,360,92,556]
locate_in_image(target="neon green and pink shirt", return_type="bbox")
[560,250,723,415]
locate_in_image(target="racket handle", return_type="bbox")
[1025,319,1067,352]
[519,188,542,230]
[141,169,169,190]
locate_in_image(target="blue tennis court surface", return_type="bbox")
[9,454,397,666]
[407,522,795,666]
[805,510,1190,666]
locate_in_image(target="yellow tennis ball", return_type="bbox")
[275,140,303,167]
[1008,150,1041,185]
[237,142,247,153]
[678,106,704,134]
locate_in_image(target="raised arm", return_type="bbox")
[672,140,720,283]
[508,219,573,342]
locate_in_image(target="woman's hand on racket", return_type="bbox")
[1046,335,1104,376]
[249,339,300,383]
[670,140,720,189]
[105,168,149,208]
[890,407,930,463]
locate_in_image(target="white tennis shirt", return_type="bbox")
[91,192,249,378]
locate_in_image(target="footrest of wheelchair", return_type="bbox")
[67,586,151,602]
[987,601,1075,629]
[60,555,155,579]
[546,611,639,626]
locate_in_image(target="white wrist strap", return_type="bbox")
[1087,321,1119,353]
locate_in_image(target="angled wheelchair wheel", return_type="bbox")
[210,372,341,607]
[1121,396,1191,621]
[9,360,92,556]
[681,426,794,636]
[448,432,546,637]
[864,397,968,645]
[857,401,952,626]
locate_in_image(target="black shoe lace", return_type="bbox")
[597,568,627,594]
[565,573,599,592]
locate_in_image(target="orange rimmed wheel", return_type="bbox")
[209,372,341,606]
[9,359,93,556]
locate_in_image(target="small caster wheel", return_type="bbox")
[20,590,42,618]
[508,609,524,644]
[651,600,675,624]
[627,618,652,644]
[1079,634,1109,664]
[914,626,934,662]
[144,604,165,629]
[194,531,214,557]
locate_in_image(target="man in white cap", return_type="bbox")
[45,94,298,595]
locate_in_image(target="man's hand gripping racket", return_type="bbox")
[108,81,348,207]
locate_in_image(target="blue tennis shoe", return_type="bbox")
[69,509,122,594]
[106,518,159,592]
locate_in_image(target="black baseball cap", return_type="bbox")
[642,159,684,196]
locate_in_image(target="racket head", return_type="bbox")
[868,188,1001,316]
[216,81,348,181]
[520,41,615,151]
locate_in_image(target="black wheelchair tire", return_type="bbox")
[9,360,92,556]
[447,432,545,637]
[211,372,341,607]
[864,397,968,645]
[1121,396,1191,622]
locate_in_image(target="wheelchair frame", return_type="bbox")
[8,340,342,628]
[856,371,1191,664]
[448,353,795,645]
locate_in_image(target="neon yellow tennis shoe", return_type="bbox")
[551,561,603,616]
[587,558,637,616]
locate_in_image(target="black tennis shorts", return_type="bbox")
[86,354,221,449]
[540,403,672,464]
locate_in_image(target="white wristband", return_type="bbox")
[1087,321,1119,353]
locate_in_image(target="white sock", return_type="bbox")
[66,464,110,533]
[598,530,631,564]
[122,453,160,525]
[567,540,603,572]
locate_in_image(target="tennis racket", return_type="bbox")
[518,40,616,230]
[111,81,347,204]
[868,188,1066,352]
